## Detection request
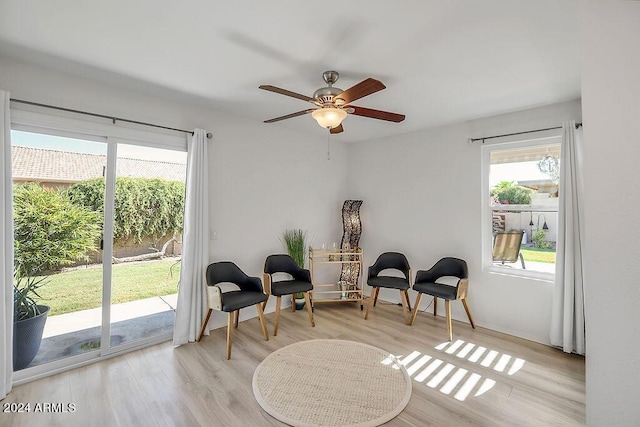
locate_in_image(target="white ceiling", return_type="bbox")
[0,1,581,143]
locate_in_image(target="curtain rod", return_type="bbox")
[469,122,582,144]
[10,98,212,139]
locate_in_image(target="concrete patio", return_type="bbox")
[26,294,178,369]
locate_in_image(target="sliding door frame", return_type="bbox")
[10,106,187,384]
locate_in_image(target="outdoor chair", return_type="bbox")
[410,257,475,341]
[364,252,412,324]
[263,254,315,336]
[197,261,269,359]
[492,230,526,269]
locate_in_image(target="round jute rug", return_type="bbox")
[252,339,412,427]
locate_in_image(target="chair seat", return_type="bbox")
[413,281,457,300]
[221,291,267,312]
[368,276,409,290]
[271,280,313,296]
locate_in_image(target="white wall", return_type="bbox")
[346,99,581,345]
[0,56,349,328]
[580,2,640,425]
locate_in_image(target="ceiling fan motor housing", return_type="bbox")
[313,70,345,105]
[313,86,344,105]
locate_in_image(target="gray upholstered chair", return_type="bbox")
[263,254,315,336]
[364,252,412,324]
[410,257,475,341]
[197,261,269,359]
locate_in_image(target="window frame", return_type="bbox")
[481,134,561,282]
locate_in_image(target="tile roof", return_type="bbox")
[12,146,186,183]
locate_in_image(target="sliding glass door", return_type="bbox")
[11,129,108,369]
[11,126,186,376]
[105,141,186,352]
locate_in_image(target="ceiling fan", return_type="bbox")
[259,70,405,134]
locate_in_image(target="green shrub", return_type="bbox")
[13,183,101,275]
[67,177,185,243]
[490,181,532,205]
[532,228,552,249]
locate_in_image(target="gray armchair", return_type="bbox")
[410,257,475,341]
[197,261,269,359]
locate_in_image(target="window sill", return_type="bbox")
[485,265,555,283]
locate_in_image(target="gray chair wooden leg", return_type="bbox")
[273,296,282,336]
[445,300,452,342]
[364,287,378,320]
[400,290,410,325]
[226,312,234,360]
[410,293,423,326]
[404,290,412,312]
[197,309,213,341]
[256,303,269,341]
[462,298,475,328]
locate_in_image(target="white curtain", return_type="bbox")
[1,91,13,398]
[173,129,210,346]
[550,120,585,355]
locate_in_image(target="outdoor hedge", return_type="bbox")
[67,177,185,243]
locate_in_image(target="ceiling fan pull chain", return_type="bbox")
[327,131,331,160]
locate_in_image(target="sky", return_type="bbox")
[490,162,552,188]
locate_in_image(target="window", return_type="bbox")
[482,136,561,279]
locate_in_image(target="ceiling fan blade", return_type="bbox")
[334,78,386,105]
[330,124,344,134]
[259,85,315,102]
[264,109,316,123]
[349,106,405,122]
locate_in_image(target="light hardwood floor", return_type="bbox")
[2,301,585,426]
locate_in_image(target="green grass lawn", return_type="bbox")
[520,247,556,263]
[35,259,181,316]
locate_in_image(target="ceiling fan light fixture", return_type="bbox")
[312,107,347,129]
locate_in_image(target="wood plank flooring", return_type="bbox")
[2,301,585,426]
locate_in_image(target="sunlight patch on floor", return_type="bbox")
[387,339,526,401]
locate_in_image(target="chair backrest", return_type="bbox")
[492,231,524,263]
[369,252,410,279]
[264,254,311,282]
[415,257,468,285]
[206,261,262,293]
[264,254,299,274]
[430,257,468,279]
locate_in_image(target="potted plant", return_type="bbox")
[13,272,50,371]
[282,229,307,309]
